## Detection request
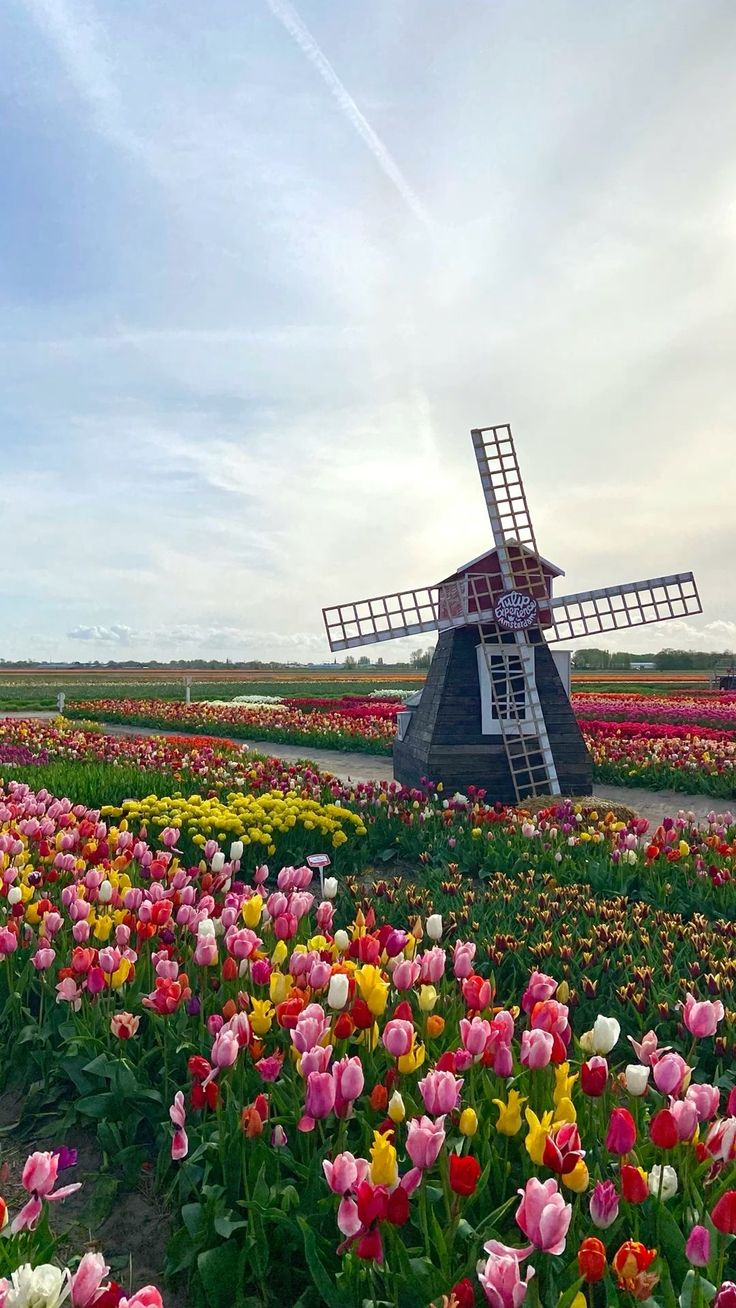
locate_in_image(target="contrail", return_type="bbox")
[265,0,431,227]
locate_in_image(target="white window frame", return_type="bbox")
[477,643,537,737]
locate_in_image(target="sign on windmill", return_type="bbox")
[322,424,702,803]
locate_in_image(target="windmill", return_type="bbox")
[322,425,702,802]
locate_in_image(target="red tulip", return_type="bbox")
[649,1109,679,1149]
[711,1190,736,1235]
[449,1153,482,1197]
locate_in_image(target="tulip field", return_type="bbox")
[0,716,736,1306]
[47,688,736,799]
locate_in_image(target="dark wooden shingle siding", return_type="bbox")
[394,627,592,801]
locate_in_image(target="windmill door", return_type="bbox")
[476,643,537,736]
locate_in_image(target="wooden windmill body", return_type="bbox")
[323,425,702,803]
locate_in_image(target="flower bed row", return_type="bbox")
[66,699,396,753]
[0,780,735,1305]
[5,719,736,916]
[573,693,736,732]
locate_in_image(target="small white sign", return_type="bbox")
[494,590,538,631]
[307,854,331,868]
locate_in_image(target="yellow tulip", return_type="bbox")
[492,1090,527,1137]
[562,1159,589,1193]
[398,1042,426,1075]
[355,965,388,1017]
[388,1092,406,1124]
[418,985,438,1012]
[554,1096,577,1125]
[93,915,113,942]
[250,999,274,1036]
[269,971,291,1005]
[553,1063,577,1109]
[108,959,131,989]
[524,1107,554,1162]
[271,940,288,967]
[242,895,263,928]
[370,1131,398,1188]
[459,1108,478,1137]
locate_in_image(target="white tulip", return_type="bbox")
[7,886,21,906]
[426,914,443,942]
[327,973,349,1010]
[323,877,338,900]
[624,1064,651,1096]
[7,1263,71,1308]
[197,918,216,938]
[648,1165,678,1201]
[230,841,244,862]
[579,1028,594,1055]
[211,851,225,872]
[590,1015,621,1055]
[98,880,113,904]
[334,929,349,953]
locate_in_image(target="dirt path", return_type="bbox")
[3,712,729,829]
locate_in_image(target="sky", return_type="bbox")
[2,0,735,663]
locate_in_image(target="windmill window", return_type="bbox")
[489,655,527,721]
[477,644,536,736]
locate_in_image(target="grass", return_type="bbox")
[0,761,186,809]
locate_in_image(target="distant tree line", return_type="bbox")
[571,648,734,671]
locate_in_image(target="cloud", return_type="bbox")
[68,624,135,643]
[264,0,431,227]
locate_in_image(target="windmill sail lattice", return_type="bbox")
[322,423,702,801]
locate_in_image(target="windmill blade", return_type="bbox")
[471,425,547,597]
[545,573,702,644]
[323,577,505,651]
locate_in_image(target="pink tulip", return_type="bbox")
[685,1225,711,1268]
[605,1107,637,1155]
[11,1150,81,1232]
[333,1056,364,1106]
[452,940,476,980]
[71,1252,110,1307]
[478,1245,535,1307]
[161,826,179,848]
[652,1052,689,1096]
[406,1115,446,1170]
[337,1196,361,1237]
[0,928,18,955]
[520,1029,553,1069]
[250,957,271,987]
[392,959,421,990]
[169,1091,189,1161]
[31,948,55,971]
[589,1179,619,1229]
[210,1029,239,1071]
[682,993,725,1038]
[305,1071,336,1120]
[521,971,557,1014]
[194,936,218,967]
[316,900,334,933]
[628,1029,666,1066]
[670,1097,698,1142]
[686,1083,720,1122]
[382,1019,414,1058]
[515,1177,571,1255]
[493,1042,514,1078]
[419,946,446,984]
[300,1045,333,1078]
[460,1016,491,1058]
[418,1070,464,1116]
[292,1004,329,1054]
[323,1152,369,1195]
[119,1290,163,1308]
[255,1054,283,1083]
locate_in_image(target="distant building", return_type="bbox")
[629,660,656,671]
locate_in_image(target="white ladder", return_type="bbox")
[479,627,561,802]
